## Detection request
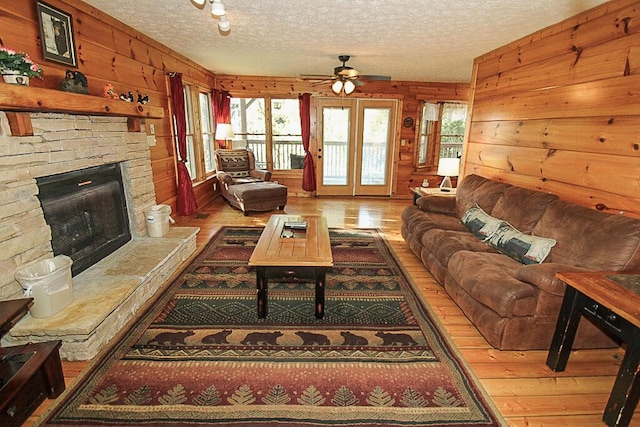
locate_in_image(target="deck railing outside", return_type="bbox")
[241,139,463,176]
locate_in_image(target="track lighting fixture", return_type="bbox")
[189,0,231,33]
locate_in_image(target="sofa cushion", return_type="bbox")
[416,195,456,215]
[461,204,502,241]
[533,199,640,271]
[490,186,558,233]
[217,151,250,177]
[422,229,497,268]
[487,222,556,265]
[448,251,537,317]
[514,263,592,297]
[401,205,466,237]
[455,175,511,219]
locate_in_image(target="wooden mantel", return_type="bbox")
[0,83,165,136]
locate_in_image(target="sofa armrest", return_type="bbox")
[416,195,457,215]
[251,169,272,181]
[216,171,234,188]
[514,263,593,296]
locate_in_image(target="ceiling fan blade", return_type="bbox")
[360,75,391,81]
[300,74,333,79]
[310,79,332,86]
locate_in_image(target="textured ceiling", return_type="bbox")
[82,0,610,82]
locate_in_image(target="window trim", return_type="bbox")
[414,100,467,171]
[175,79,216,183]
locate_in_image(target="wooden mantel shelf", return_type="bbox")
[0,83,164,119]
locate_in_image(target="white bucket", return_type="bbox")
[15,255,74,318]
[144,204,175,237]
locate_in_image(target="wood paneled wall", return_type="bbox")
[215,76,469,198]
[0,0,217,213]
[465,0,640,217]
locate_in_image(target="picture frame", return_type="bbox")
[36,1,77,67]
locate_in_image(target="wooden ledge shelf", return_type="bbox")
[0,84,164,120]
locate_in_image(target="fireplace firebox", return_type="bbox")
[36,163,131,276]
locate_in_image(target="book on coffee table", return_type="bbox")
[284,221,307,229]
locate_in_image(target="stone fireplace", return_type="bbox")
[37,162,132,276]
[0,111,198,360]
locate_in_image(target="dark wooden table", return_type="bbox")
[248,215,333,319]
[547,271,640,427]
[0,298,32,340]
[0,299,65,426]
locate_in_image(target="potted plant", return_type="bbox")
[0,46,43,85]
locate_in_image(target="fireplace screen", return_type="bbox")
[37,163,131,276]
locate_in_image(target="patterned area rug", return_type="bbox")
[40,227,504,426]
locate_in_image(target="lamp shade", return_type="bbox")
[343,80,356,94]
[215,123,235,140]
[331,80,344,94]
[437,158,460,177]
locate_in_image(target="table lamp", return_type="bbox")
[437,158,460,191]
[215,123,235,149]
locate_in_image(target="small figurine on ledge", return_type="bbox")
[119,91,134,102]
[137,92,149,104]
[60,70,89,94]
[102,83,119,100]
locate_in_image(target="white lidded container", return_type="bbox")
[144,204,174,237]
[15,255,74,318]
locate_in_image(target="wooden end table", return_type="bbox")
[248,215,333,319]
[546,271,640,427]
[410,187,456,205]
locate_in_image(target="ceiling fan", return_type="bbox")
[302,55,391,94]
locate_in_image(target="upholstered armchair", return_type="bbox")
[214,149,272,201]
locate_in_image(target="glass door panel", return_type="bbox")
[359,108,390,185]
[323,108,349,186]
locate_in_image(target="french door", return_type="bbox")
[316,98,397,196]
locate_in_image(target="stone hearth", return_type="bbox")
[0,111,199,360]
[5,227,198,360]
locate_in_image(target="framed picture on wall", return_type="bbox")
[36,1,77,67]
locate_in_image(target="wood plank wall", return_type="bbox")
[0,0,217,213]
[465,0,640,217]
[215,76,469,198]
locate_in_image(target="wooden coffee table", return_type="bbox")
[248,215,333,319]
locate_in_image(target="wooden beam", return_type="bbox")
[5,112,33,136]
[0,84,164,119]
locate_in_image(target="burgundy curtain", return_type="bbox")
[169,73,197,216]
[299,93,316,191]
[212,89,231,148]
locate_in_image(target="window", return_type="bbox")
[230,97,303,170]
[199,92,215,174]
[415,101,467,168]
[174,83,216,182]
[181,83,196,179]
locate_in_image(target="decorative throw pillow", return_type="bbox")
[460,204,503,241]
[487,222,556,265]
[218,151,250,177]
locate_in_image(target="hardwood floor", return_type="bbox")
[27,196,636,426]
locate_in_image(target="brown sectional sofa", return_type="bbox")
[401,174,640,350]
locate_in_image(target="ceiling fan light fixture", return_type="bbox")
[331,80,344,94]
[211,0,226,16]
[343,80,356,94]
[192,0,206,5]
